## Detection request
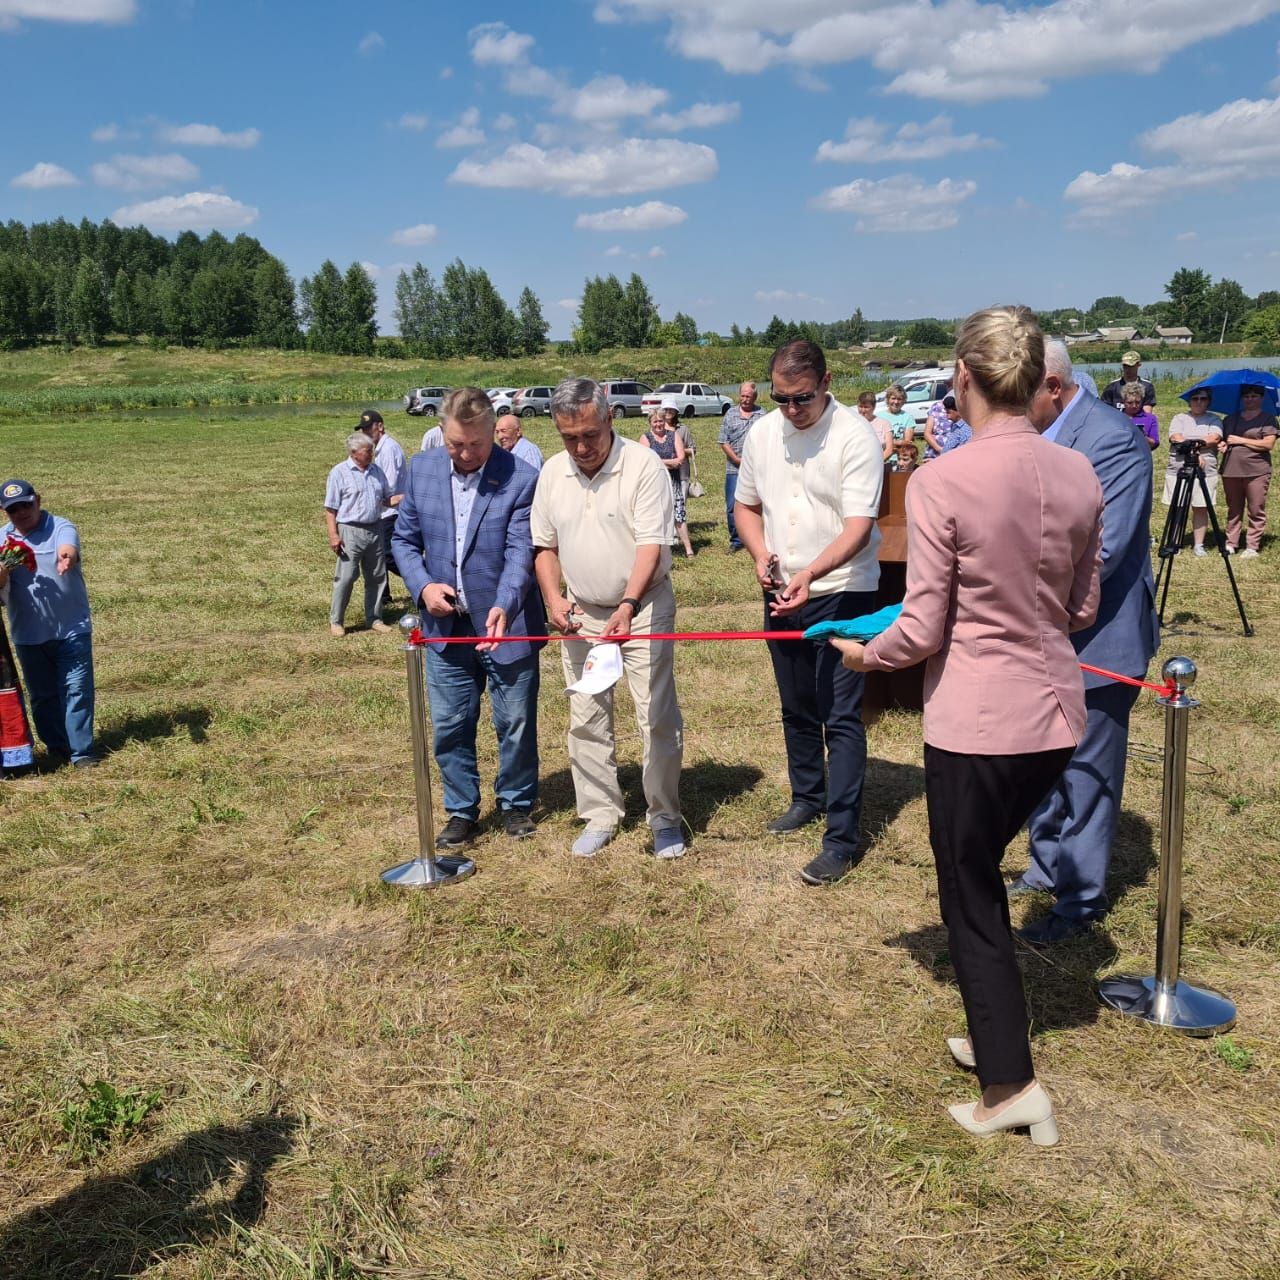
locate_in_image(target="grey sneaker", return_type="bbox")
[1240,548,1260,559]
[1194,545,1207,557]
[653,826,686,859]
[571,826,616,857]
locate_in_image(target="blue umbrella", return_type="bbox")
[1179,368,1280,416]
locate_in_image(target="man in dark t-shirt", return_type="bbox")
[1100,350,1155,410]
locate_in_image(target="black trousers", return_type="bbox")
[765,589,877,859]
[923,742,1075,1088]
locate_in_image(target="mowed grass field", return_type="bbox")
[1,390,1279,1279]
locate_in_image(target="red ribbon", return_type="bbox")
[406,628,1176,695]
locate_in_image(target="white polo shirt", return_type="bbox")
[531,432,674,607]
[735,395,883,595]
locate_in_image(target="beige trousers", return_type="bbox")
[560,581,683,830]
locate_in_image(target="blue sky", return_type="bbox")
[6,0,1280,338]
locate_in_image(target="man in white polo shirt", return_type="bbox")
[735,339,884,885]
[532,376,685,860]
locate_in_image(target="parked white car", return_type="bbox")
[873,367,954,427]
[487,387,519,414]
[641,382,732,418]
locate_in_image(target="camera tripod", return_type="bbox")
[1154,448,1252,636]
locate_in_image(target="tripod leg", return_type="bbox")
[1155,467,1194,626]
[1197,470,1253,636]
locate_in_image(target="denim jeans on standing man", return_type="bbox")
[15,630,95,763]
[725,471,742,549]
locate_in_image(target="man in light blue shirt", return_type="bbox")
[495,414,544,472]
[323,434,392,636]
[0,478,96,767]
[357,409,407,609]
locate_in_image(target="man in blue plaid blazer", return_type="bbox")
[393,387,547,850]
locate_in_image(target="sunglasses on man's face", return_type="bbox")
[770,389,819,407]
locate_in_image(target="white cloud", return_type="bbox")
[159,122,260,148]
[437,106,485,149]
[597,0,1280,104]
[604,245,625,256]
[646,245,665,257]
[0,0,133,23]
[111,191,259,231]
[397,113,429,131]
[812,174,977,232]
[469,21,535,65]
[91,123,119,142]
[450,138,717,197]
[358,30,384,56]
[650,101,740,132]
[561,74,668,124]
[1176,230,1198,241]
[1062,161,1238,221]
[817,115,998,163]
[439,65,454,79]
[575,200,687,231]
[557,298,579,310]
[389,223,439,246]
[1141,95,1280,166]
[11,161,79,188]
[494,112,517,131]
[755,289,825,305]
[90,153,199,190]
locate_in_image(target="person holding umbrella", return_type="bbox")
[1220,383,1279,558]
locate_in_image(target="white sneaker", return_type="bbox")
[1194,545,1207,557]
[653,826,686,859]
[1240,548,1260,559]
[571,826,616,857]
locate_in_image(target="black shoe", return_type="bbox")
[799,848,856,886]
[1015,912,1100,946]
[72,756,100,770]
[502,810,536,839]
[436,816,478,849]
[767,803,822,834]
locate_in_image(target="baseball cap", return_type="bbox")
[1121,351,1141,367]
[358,408,384,431]
[0,479,35,509]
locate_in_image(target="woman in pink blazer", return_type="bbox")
[835,306,1103,1146]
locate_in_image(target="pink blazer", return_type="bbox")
[863,419,1104,754]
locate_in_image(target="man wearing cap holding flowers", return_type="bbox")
[0,479,97,768]
[1101,351,1156,412]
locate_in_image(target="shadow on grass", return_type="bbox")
[97,705,214,753]
[539,759,764,835]
[862,756,927,841]
[0,1111,297,1280]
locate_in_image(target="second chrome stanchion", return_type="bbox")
[1098,656,1235,1035]
[381,614,476,890]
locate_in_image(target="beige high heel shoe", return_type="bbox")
[947,1036,976,1069]
[947,1082,1059,1146]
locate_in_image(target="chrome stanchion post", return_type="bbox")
[381,614,476,889]
[1098,657,1235,1035]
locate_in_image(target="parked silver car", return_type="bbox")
[513,385,554,417]
[600,379,655,419]
[641,382,733,418]
[404,386,451,416]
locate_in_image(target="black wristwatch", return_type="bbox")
[620,596,642,613]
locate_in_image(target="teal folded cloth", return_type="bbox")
[803,604,902,642]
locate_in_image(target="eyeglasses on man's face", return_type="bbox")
[770,389,819,407]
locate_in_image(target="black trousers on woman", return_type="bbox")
[923,743,1075,1088]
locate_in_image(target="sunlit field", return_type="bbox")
[0,381,1277,1278]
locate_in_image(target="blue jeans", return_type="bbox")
[725,471,741,548]
[16,631,95,762]
[425,634,540,821]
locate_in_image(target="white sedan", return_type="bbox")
[487,387,518,414]
[640,382,732,418]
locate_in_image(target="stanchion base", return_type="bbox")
[1098,974,1236,1036]
[380,854,476,889]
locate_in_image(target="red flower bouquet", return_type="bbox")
[0,535,36,573]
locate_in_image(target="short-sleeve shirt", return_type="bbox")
[718,406,764,475]
[882,409,915,442]
[374,433,407,519]
[421,425,444,451]
[1101,375,1155,409]
[1,510,92,645]
[1166,411,1222,479]
[1221,412,1279,479]
[324,457,390,524]
[734,396,883,595]
[531,432,674,607]
[511,436,544,472]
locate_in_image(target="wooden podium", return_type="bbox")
[864,466,924,723]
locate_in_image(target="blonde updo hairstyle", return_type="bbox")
[953,305,1045,412]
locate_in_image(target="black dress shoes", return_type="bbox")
[767,803,823,834]
[799,848,856,886]
[502,810,536,839]
[1015,912,1100,945]
[436,816,478,848]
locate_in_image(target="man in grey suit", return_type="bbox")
[1013,339,1160,944]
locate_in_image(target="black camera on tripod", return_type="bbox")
[1169,437,1209,465]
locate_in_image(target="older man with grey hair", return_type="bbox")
[1009,337,1159,943]
[324,432,393,636]
[531,377,686,859]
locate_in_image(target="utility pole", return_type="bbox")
[1220,312,1229,344]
